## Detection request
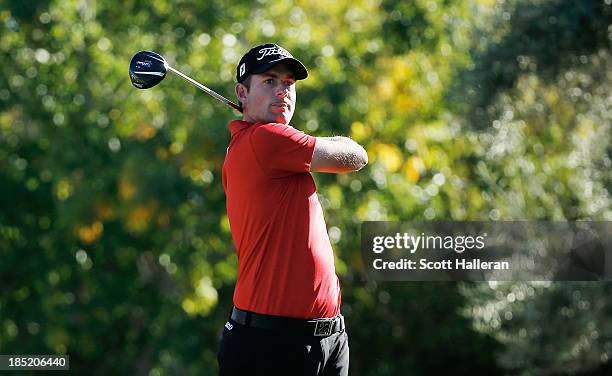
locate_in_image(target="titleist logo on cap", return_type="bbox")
[257,46,292,61]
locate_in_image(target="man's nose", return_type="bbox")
[275,84,290,97]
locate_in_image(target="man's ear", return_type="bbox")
[236,83,248,104]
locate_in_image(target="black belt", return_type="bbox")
[230,307,345,337]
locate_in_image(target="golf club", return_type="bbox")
[129,51,242,112]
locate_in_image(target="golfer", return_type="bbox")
[218,43,368,376]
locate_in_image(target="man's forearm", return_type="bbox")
[312,136,368,172]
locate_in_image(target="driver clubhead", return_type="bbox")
[129,51,167,89]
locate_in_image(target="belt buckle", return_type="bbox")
[313,318,334,336]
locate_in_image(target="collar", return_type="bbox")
[228,120,293,137]
[228,120,254,137]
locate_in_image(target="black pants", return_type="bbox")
[217,319,349,376]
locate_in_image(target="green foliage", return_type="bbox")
[451,1,612,374]
[451,0,612,125]
[462,282,612,375]
[0,0,610,374]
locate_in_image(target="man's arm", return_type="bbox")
[310,136,368,173]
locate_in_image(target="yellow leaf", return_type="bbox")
[118,178,136,201]
[404,156,425,183]
[134,123,156,141]
[376,143,403,172]
[126,201,158,233]
[55,178,73,201]
[351,121,367,142]
[77,221,103,244]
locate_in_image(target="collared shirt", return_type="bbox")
[222,120,341,319]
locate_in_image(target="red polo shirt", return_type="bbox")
[222,120,341,319]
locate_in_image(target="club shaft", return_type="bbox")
[166,65,242,113]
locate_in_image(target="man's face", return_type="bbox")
[236,63,296,124]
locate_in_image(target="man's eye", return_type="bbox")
[264,79,274,84]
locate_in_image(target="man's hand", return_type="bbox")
[310,137,368,173]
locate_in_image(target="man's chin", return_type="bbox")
[273,113,292,124]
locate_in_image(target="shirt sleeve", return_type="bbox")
[250,123,316,178]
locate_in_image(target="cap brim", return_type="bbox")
[250,57,308,81]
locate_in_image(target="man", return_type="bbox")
[218,43,368,376]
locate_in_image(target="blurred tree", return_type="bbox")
[450,0,612,127]
[452,1,612,375]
